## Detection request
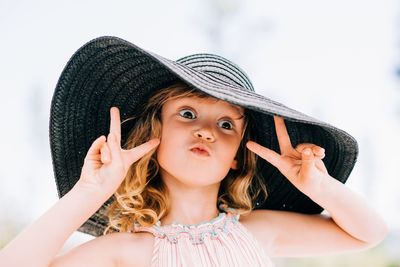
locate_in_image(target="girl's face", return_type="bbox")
[157,96,245,188]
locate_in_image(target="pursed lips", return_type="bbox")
[189,144,211,156]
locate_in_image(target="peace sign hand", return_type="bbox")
[246,116,329,195]
[76,107,160,198]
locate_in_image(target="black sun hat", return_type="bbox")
[50,36,358,237]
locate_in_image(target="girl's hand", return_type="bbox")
[246,116,328,195]
[76,107,160,197]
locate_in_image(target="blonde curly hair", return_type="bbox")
[104,82,267,234]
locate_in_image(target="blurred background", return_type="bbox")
[0,0,399,266]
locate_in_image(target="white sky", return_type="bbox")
[0,0,399,252]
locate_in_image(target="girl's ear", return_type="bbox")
[230,159,238,170]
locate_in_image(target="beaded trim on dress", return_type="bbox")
[132,206,240,245]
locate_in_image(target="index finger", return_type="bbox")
[109,107,121,143]
[246,141,283,169]
[273,115,293,154]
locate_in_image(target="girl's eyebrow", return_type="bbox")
[231,114,245,120]
[222,103,245,120]
[228,104,245,119]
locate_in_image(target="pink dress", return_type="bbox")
[131,208,275,266]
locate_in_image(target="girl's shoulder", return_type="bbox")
[52,231,153,267]
[238,209,278,254]
[239,208,301,233]
[238,208,319,242]
[239,208,370,258]
[107,231,154,267]
[239,209,312,256]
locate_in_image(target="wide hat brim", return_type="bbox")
[50,36,358,237]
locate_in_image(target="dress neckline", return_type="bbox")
[132,206,240,244]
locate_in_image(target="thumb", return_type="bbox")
[246,141,282,170]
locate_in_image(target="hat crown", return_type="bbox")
[176,53,255,92]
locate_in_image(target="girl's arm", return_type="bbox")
[244,116,388,256]
[243,174,388,257]
[0,107,160,266]
[306,172,387,245]
[0,185,117,267]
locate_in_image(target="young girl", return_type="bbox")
[0,36,387,267]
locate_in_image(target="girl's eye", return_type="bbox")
[179,109,196,119]
[218,120,234,130]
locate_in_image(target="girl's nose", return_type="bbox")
[194,129,215,142]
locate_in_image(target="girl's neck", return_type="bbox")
[160,184,221,226]
[160,207,221,226]
[159,169,222,225]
